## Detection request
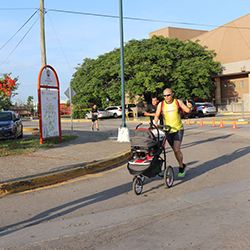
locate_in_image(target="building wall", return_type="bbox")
[60,104,71,115]
[220,74,249,104]
[149,27,207,41]
[191,14,250,64]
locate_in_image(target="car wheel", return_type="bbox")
[198,112,203,118]
[19,128,23,138]
[13,129,18,139]
[85,115,88,120]
[114,113,118,118]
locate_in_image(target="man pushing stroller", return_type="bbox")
[154,88,192,178]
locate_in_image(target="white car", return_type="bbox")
[105,106,123,118]
[85,109,110,120]
[196,103,217,117]
[105,106,134,118]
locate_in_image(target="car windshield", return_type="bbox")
[0,112,12,121]
[204,104,213,107]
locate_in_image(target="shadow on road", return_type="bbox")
[0,174,132,237]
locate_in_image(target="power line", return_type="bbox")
[47,8,217,28]
[0,16,39,68]
[47,12,74,74]
[0,11,38,51]
[47,8,250,30]
[0,8,37,10]
[1,7,249,30]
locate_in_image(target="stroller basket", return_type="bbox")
[128,156,163,177]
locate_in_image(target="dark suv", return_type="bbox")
[180,100,198,119]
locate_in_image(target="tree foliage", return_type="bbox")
[27,95,34,106]
[71,36,221,107]
[0,73,19,110]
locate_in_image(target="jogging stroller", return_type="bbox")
[127,123,174,195]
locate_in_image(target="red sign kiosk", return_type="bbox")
[38,65,62,144]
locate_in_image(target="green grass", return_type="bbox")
[0,135,77,157]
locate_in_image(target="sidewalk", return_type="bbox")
[0,127,132,197]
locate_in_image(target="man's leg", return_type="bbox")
[96,119,99,131]
[171,140,183,168]
[170,130,186,177]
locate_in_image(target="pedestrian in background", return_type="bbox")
[144,96,163,127]
[90,104,99,131]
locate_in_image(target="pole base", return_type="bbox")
[117,127,130,142]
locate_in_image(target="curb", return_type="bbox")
[0,150,131,197]
[183,120,250,125]
[23,128,39,132]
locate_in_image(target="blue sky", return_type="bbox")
[0,0,250,104]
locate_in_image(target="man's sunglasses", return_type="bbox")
[163,94,172,97]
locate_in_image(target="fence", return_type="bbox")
[217,94,250,112]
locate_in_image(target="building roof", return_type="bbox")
[191,13,250,64]
[149,27,207,41]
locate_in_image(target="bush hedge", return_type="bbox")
[72,104,91,119]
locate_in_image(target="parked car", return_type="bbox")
[196,103,217,117]
[180,100,198,118]
[105,106,123,118]
[105,106,134,118]
[85,109,110,120]
[0,111,23,139]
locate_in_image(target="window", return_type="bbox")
[224,83,228,89]
[241,81,244,88]
[233,81,236,89]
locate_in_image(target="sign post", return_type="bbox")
[38,65,62,144]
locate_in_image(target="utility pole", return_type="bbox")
[117,0,130,142]
[119,0,126,128]
[40,0,47,66]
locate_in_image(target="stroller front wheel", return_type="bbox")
[133,177,143,195]
[164,166,174,188]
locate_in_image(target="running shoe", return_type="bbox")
[97,128,99,131]
[178,164,186,178]
[91,127,94,131]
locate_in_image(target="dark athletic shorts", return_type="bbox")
[167,129,184,147]
[92,115,98,122]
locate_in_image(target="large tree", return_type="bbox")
[71,36,221,107]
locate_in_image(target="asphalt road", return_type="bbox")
[1,120,250,249]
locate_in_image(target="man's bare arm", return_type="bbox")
[144,111,155,117]
[178,100,192,113]
[154,102,162,126]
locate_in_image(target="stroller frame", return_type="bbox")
[127,123,174,195]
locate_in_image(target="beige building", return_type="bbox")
[150,14,250,111]
[149,27,207,41]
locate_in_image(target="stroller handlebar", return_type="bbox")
[158,124,171,133]
[134,123,171,141]
[149,123,171,143]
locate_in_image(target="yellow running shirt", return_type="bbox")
[161,99,183,133]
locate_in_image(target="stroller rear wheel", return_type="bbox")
[164,166,174,188]
[133,176,143,195]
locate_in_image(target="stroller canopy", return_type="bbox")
[131,128,158,148]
